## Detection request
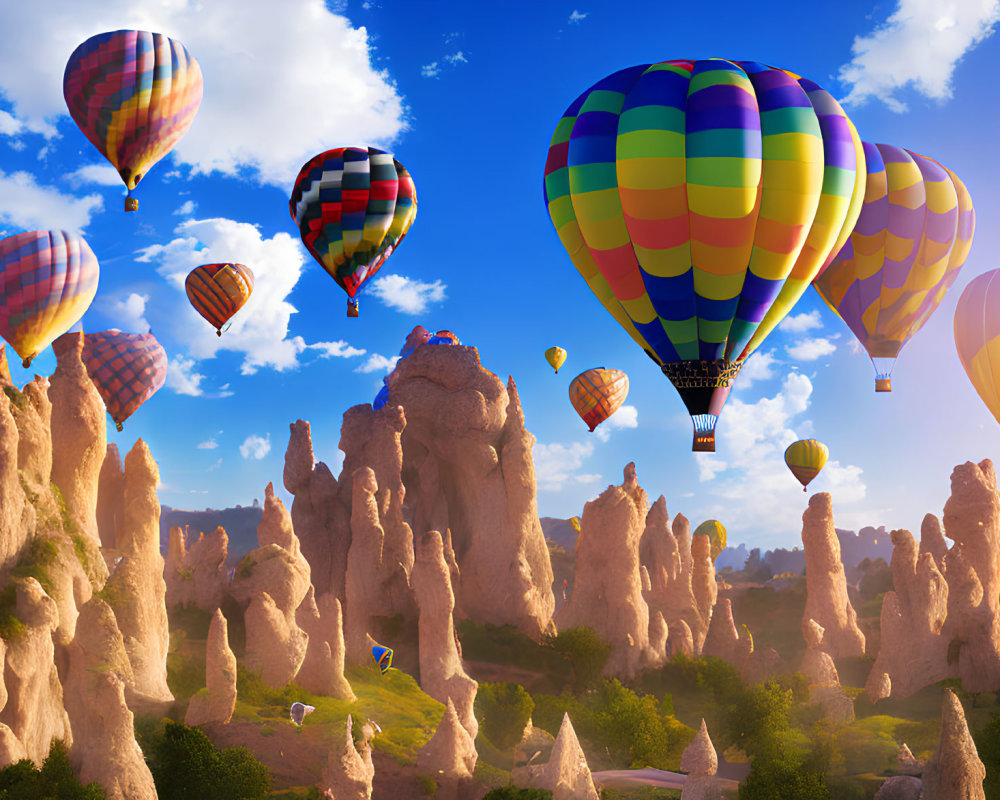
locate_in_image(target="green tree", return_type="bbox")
[0,740,105,799]
[482,788,552,800]
[739,750,830,800]
[588,680,673,769]
[147,720,271,800]
[974,712,1000,798]
[475,682,536,750]
[544,627,610,690]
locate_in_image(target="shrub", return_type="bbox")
[0,739,105,799]
[476,682,535,750]
[543,627,610,690]
[482,788,552,799]
[974,712,1000,799]
[145,720,271,800]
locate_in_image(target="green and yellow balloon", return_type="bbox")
[694,519,727,561]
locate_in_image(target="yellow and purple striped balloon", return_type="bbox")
[814,143,974,392]
[63,30,203,211]
[544,59,865,451]
[954,270,1000,426]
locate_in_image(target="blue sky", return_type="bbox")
[1,0,998,550]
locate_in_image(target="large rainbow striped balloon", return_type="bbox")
[544,59,866,451]
[63,30,203,211]
[814,143,974,392]
[0,231,99,367]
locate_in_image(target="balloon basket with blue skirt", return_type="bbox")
[661,359,742,453]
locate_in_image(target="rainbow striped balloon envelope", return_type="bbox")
[289,147,417,316]
[0,230,99,368]
[185,263,255,336]
[63,30,203,211]
[544,59,866,451]
[954,270,1000,426]
[814,142,974,392]
[82,330,167,431]
[569,367,629,432]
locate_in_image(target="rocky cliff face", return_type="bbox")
[165,525,228,612]
[801,494,866,658]
[556,464,662,678]
[920,689,986,799]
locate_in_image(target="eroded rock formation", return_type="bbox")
[556,463,660,677]
[165,525,228,612]
[295,588,355,700]
[681,719,721,800]
[185,609,237,727]
[415,699,477,800]
[801,493,865,658]
[919,689,985,799]
[320,714,375,800]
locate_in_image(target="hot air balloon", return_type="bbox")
[372,644,393,674]
[289,147,417,316]
[569,516,581,533]
[0,231,100,368]
[694,519,727,561]
[63,30,203,212]
[784,438,829,491]
[954,270,1000,424]
[185,263,255,336]
[569,368,629,432]
[290,702,315,726]
[544,59,866,451]
[428,330,460,345]
[82,330,167,431]
[814,143,974,392]
[546,346,567,373]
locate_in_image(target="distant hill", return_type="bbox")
[159,503,263,566]
[540,517,578,551]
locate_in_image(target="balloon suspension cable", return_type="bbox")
[871,357,896,393]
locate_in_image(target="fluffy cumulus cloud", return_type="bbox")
[307,340,367,359]
[355,353,400,374]
[0,170,102,232]
[67,163,123,187]
[534,441,601,491]
[368,274,447,314]
[780,310,823,334]
[240,433,271,460]
[197,438,219,450]
[595,404,638,442]
[786,337,837,361]
[691,373,866,546]
[734,350,777,390]
[838,0,1000,111]
[174,200,197,217]
[166,353,206,397]
[0,0,406,187]
[103,292,151,333]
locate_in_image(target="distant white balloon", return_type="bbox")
[290,702,316,726]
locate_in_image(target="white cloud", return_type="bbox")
[67,163,124,187]
[369,273,446,314]
[689,372,866,546]
[0,1,406,188]
[595,404,639,442]
[421,62,440,78]
[838,0,1000,112]
[847,339,865,356]
[534,441,600,491]
[166,354,205,397]
[569,10,589,23]
[207,458,222,471]
[444,51,468,64]
[735,350,777,389]
[197,439,219,450]
[106,292,151,333]
[0,170,102,232]
[307,340,367,359]
[136,217,311,375]
[780,310,823,334]
[0,107,55,139]
[174,200,197,216]
[355,353,400,374]
[786,337,837,361]
[240,433,271,460]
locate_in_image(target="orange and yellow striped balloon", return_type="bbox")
[784,439,829,491]
[954,270,1000,425]
[568,368,629,432]
[185,263,255,336]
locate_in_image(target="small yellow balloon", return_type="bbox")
[784,439,829,492]
[570,516,581,533]
[694,519,726,561]
[545,346,567,374]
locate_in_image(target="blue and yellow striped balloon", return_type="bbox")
[544,59,866,451]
